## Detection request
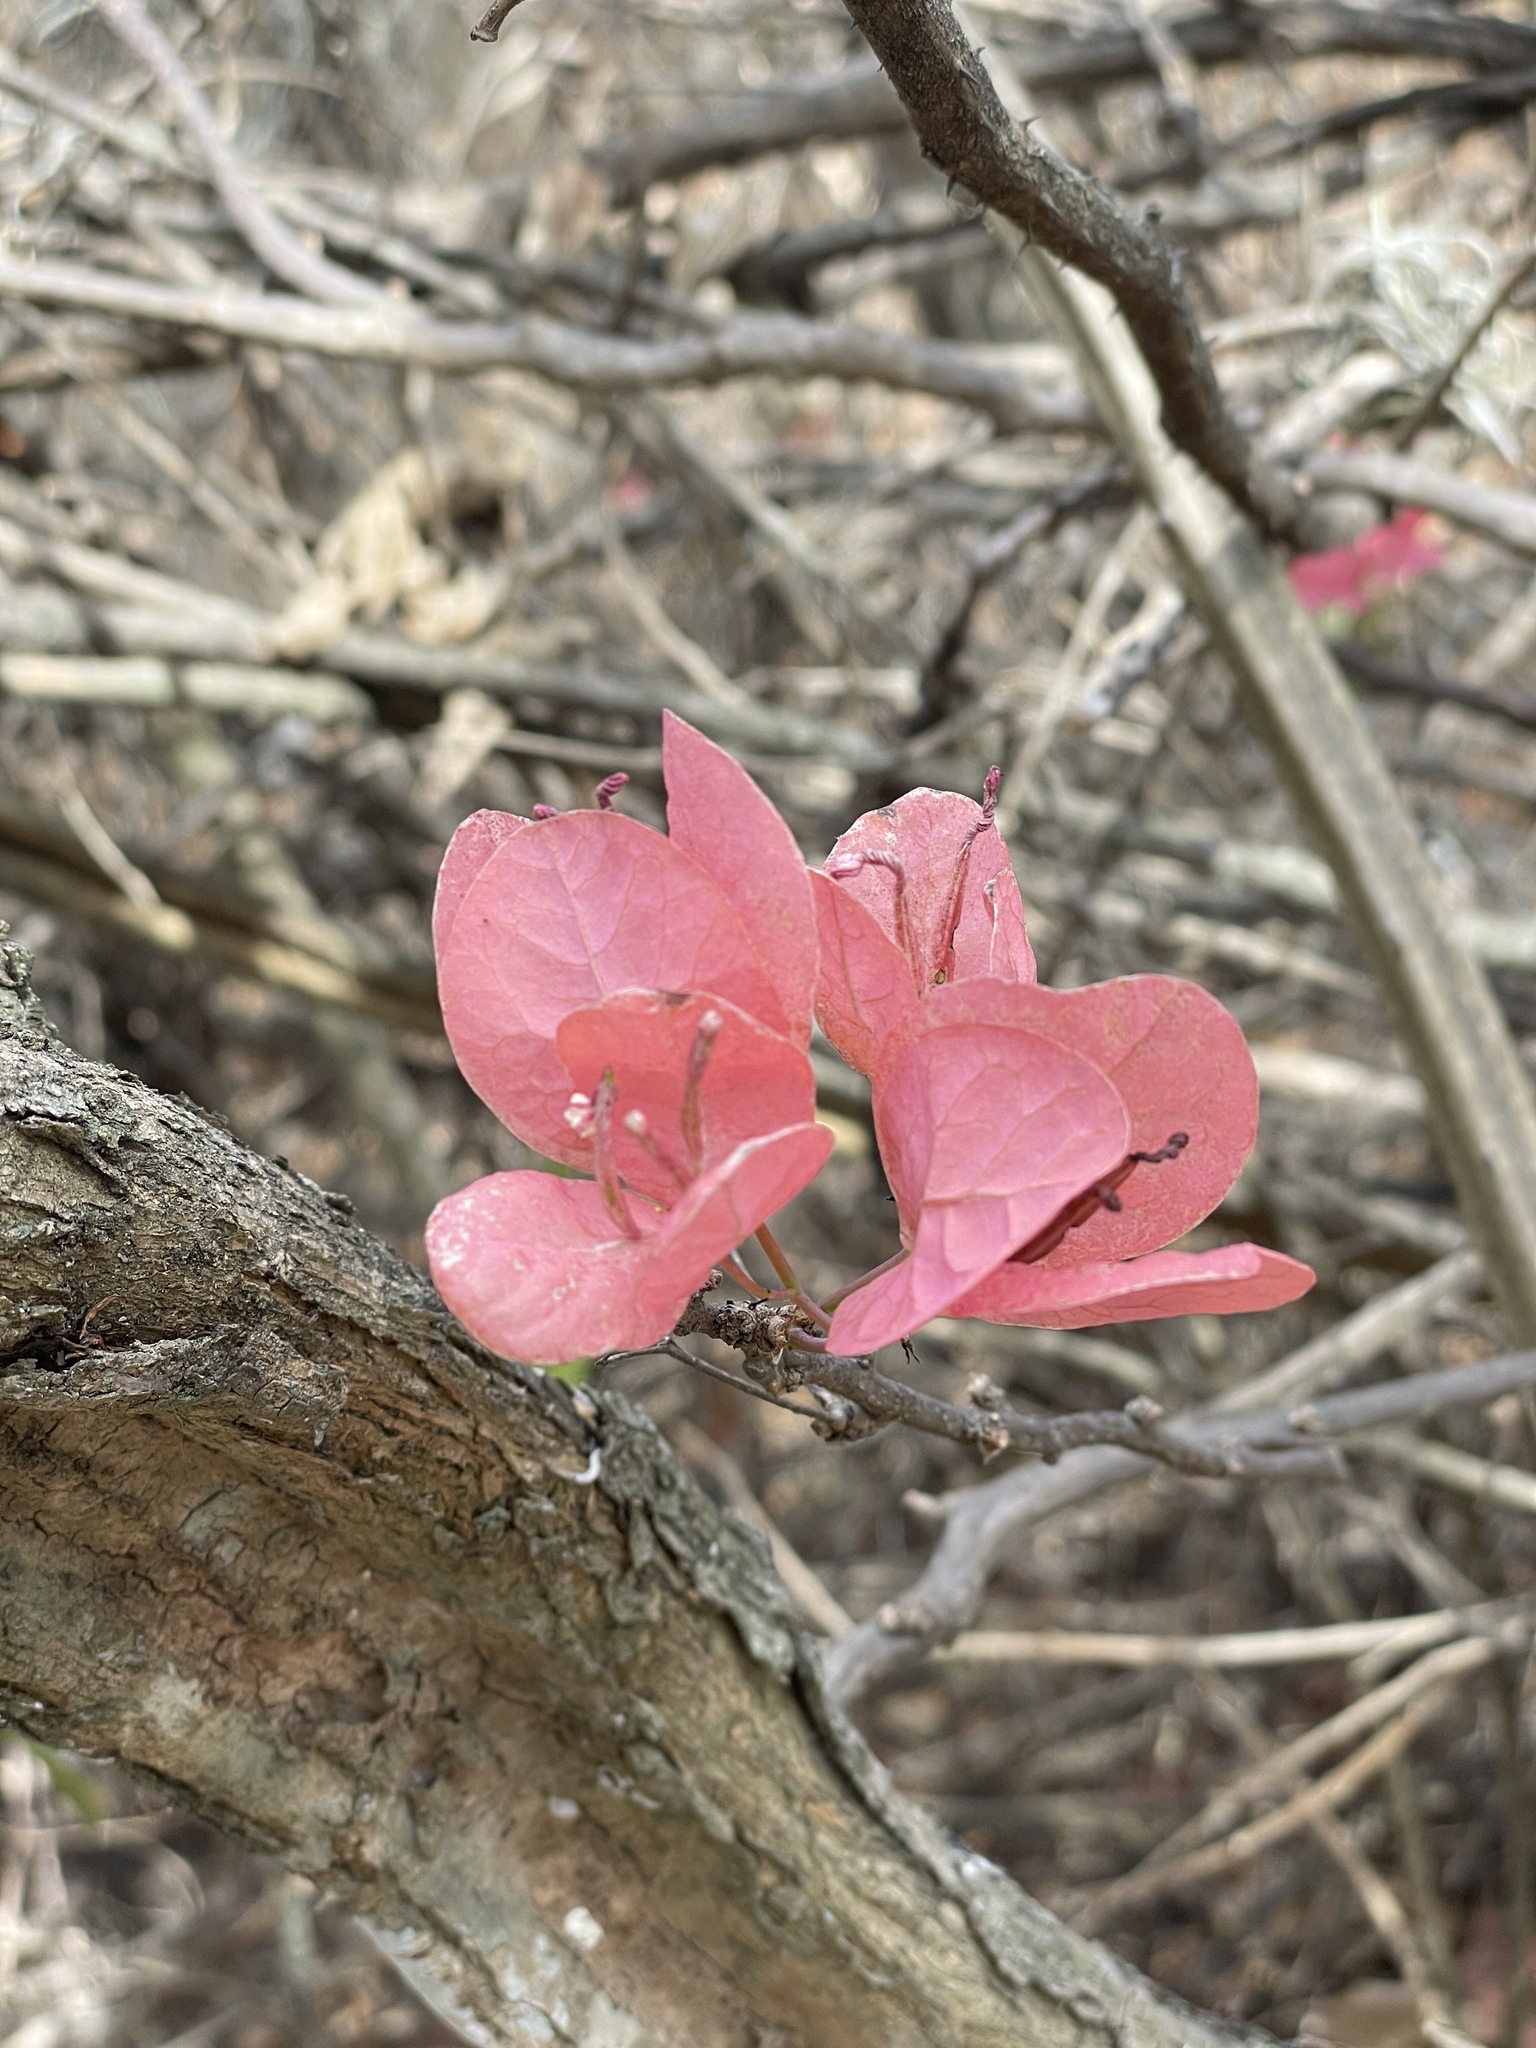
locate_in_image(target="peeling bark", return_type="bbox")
[0,944,1268,2048]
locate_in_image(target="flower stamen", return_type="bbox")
[932,764,1002,986]
[681,1008,723,1174]
[594,772,629,811]
[1012,1131,1190,1265]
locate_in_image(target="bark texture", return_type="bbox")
[0,944,1266,2048]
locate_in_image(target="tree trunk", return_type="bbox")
[0,942,1264,2048]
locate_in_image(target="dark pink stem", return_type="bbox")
[819,1246,910,1312]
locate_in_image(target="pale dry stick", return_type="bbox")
[1351,1428,1536,1516]
[1101,1681,1453,1896]
[91,0,378,308]
[1258,351,1406,466]
[266,187,504,319]
[413,690,512,817]
[1081,1632,1506,1926]
[1342,1489,1484,1629]
[497,728,662,776]
[899,661,1047,766]
[1219,1249,1483,1417]
[929,1322,1163,1398]
[914,464,1131,727]
[939,1599,1530,1669]
[160,717,454,1220]
[0,512,889,770]
[1392,243,1536,452]
[1271,1171,1466,1262]
[33,713,162,918]
[1073,579,1191,724]
[0,42,187,174]
[50,780,162,917]
[1461,567,1536,690]
[1105,901,1374,999]
[1248,1045,1427,1124]
[0,298,301,591]
[601,515,753,708]
[666,1418,854,1639]
[964,15,1536,1339]
[86,385,303,594]
[0,511,268,628]
[1175,1671,1481,2048]
[0,838,438,1034]
[0,256,1090,439]
[1262,1486,1460,2002]
[0,782,420,998]
[1489,1649,1535,2048]
[1222,1350,1536,1445]
[995,503,1156,830]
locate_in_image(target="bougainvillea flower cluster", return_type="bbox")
[427,713,1313,1366]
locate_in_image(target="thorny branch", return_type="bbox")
[829,0,1303,536]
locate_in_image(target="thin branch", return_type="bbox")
[92,0,379,308]
[0,791,439,1032]
[676,1291,1336,1478]
[912,464,1131,732]
[1332,642,1536,736]
[601,512,752,707]
[1086,1680,1457,1897]
[820,1258,1502,1705]
[1172,1669,1478,2048]
[0,500,891,768]
[1083,1630,1509,1934]
[1350,1428,1536,1517]
[939,1596,1534,1669]
[600,1335,826,1421]
[1268,1351,1536,1439]
[1212,1249,1483,1416]
[0,254,1094,439]
[469,0,528,42]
